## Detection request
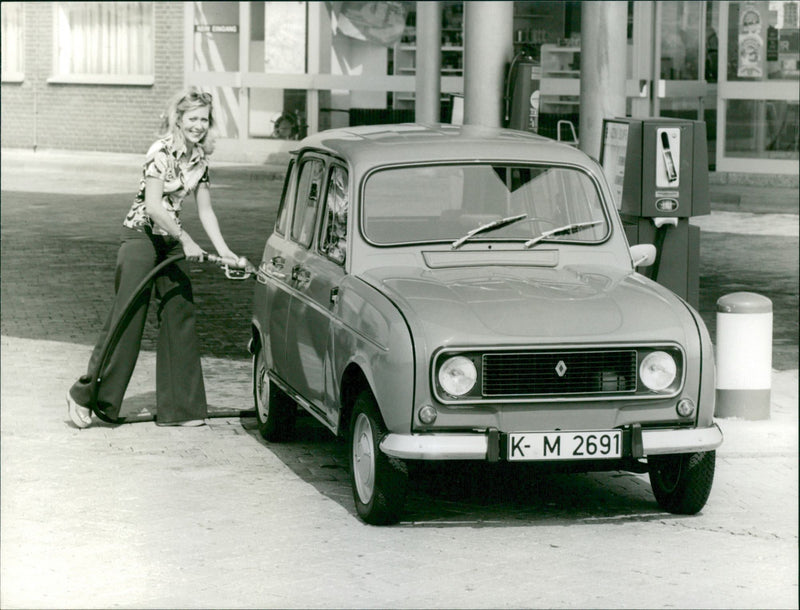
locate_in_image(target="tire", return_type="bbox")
[648,450,716,514]
[252,341,296,442]
[349,390,408,525]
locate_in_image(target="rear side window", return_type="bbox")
[291,158,325,248]
[319,165,349,265]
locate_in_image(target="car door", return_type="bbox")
[256,159,296,383]
[282,160,350,426]
[305,163,349,424]
[282,154,335,420]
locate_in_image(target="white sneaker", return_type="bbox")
[66,391,92,429]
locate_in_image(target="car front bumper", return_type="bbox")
[380,424,723,461]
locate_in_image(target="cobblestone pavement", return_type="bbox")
[1,151,798,609]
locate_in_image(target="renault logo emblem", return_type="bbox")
[555,360,567,377]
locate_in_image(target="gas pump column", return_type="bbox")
[600,117,710,308]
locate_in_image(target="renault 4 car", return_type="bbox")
[249,124,722,525]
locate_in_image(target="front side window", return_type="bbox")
[1,2,24,81]
[54,2,154,81]
[291,158,325,248]
[362,164,608,246]
[319,166,349,264]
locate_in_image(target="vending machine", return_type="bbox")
[600,117,710,308]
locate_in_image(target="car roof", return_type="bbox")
[293,123,595,170]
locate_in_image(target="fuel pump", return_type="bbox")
[600,117,710,308]
[504,49,541,133]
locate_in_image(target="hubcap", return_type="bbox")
[352,413,375,504]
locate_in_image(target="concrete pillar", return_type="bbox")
[715,292,773,420]
[415,1,441,124]
[463,1,514,127]
[579,1,627,159]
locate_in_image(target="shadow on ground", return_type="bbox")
[240,411,674,527]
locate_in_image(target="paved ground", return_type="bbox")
[1,149,798,609]
[1,336,797,609]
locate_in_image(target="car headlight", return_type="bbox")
[438,356,477,397]
[639,351,677,391]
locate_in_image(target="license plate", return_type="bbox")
[507,430,623,461]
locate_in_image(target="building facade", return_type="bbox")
[2,1,798,176]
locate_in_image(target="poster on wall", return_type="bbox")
[738,3,766,78]
[333,1,408,46]
[779,28,800,77]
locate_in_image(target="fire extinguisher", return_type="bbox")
[504,49,541,133]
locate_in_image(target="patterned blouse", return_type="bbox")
[123,135,210,236]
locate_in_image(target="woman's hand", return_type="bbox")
[217,248,239,263]
[180,234,205,262]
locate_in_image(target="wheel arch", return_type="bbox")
[248,321,262,355]
[338,362,375,438]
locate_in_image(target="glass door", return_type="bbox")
[629,1,716,166]
[716,1,799,174]
[653,0,709,120]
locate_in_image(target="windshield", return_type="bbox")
[362,163,609,246]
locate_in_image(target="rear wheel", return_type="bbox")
[648,450,716,514]
[253,341,295,442]
[349,390,408,525]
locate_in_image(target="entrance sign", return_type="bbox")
[194,24,239,34]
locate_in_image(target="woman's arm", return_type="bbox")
[195,182,237,260]
[144,176,205,261]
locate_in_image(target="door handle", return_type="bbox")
[264,256,286,280]
[292,265,311,283]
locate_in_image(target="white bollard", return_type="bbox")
[715,292,772,419]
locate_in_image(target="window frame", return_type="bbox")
[48,2,155,86]
[1,2,25,83]
[359,161,611,248]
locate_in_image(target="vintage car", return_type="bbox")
[249,123,722,525]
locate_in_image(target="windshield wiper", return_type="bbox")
[523,220,604,249]
[451,213,528,250]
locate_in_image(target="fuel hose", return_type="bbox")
[87,253,256,424]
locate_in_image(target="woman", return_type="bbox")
[67,87,239,428]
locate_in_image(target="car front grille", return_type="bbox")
[481,349,638,397]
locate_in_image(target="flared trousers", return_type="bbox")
[69,227,207,423]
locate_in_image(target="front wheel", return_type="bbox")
[349,390,408,525]
[648,450,716,514]
[253,341,295,442]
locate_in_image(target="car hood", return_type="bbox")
[361,264,692,346]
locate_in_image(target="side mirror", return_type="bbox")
[630,243,657,268]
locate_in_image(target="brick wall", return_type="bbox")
[1,2,184,153]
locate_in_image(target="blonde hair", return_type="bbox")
[159,87,217,155]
